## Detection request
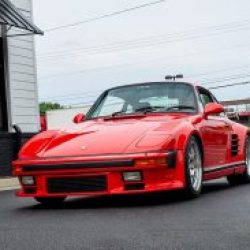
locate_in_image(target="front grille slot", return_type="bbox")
[24,187,36,194]
[124,183,145,191]
[47,176,107,193]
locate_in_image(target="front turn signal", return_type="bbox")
[135,158,167,167]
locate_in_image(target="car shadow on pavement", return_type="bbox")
[19,190,186,210]
[202,179,231,195]
[16,179,237,210]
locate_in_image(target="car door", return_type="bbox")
[198,88,232,168]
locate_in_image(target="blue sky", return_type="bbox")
[33,0,250,105]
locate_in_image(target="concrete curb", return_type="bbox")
[0,177,20,191]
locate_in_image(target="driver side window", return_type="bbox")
[198,89,214,107]
[198,88,224,117]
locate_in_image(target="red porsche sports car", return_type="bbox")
[13,81,250,205]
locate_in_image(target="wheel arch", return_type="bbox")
[247,128,250,138]
[191,132,204,166]
[175,126,204,165]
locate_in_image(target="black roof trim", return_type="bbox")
[0,0,43,35]
[106,81,195,92]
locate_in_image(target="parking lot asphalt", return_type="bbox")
[1,178,250,250]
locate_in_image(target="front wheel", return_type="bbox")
[227,137,250,185]
[184,136,203,198]
[34,197,66,206]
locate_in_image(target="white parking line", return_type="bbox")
[0,178,20,191]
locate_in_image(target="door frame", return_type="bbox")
[0,26,11,132]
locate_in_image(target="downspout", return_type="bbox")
[12,124,22,158]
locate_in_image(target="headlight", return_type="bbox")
[21,176,35,185]
[136,133,171,147]
[123,171,142,182]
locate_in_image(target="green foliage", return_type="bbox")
[39,102,64,114]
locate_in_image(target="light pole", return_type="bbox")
[165,74,184,81]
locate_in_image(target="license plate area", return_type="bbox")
[47,176,107,193]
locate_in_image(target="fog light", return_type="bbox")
[21,176,35,186]
[123,172,142,182]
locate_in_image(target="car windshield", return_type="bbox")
[88,82,197,119]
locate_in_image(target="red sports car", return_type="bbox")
[13,81,250,205]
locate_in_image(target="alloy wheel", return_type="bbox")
[187,141,202,192]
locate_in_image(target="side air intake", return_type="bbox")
[231,134,239,156]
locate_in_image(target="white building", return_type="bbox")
[46,106,91,130]
[0,0,42,176]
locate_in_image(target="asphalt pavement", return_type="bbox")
[1,178,250,250]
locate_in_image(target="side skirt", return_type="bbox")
[204,161,246,175]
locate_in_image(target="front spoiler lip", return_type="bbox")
[16,180,184,198]
[13,150,173,166]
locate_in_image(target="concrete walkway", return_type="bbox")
[0,177,20,191]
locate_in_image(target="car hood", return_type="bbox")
[20,114,194,159]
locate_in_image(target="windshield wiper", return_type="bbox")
[110,111,144,117]
[103,111,145,120]
[165,105,196,111]
[111,111,127,117]
[135,106,165,114]
[109,106,166,118]
[111,105,195,118]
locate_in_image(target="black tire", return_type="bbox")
[183,136,203,199]
[34,197,66,206]
[227,137,250,185]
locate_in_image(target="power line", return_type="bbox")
[41,72,250,103]
[201,73,250,85]
[44,0,166,32]
[189,64,250,78]
[41,18,250,57]
[39,19,250,60]
[41,70,248,100]
[58,80,250,107]
[38,42,250,79]
[209,81,250,90]
[40,79,250,105]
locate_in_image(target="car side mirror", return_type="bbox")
[204,103,224,118]
[73,113,85,124]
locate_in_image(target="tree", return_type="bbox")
[39,102,64,114]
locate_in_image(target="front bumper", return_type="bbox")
[13,151,185,197]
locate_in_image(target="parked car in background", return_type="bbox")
[226,111,250,127]
[40,115,47,132]
[13,81,250,206]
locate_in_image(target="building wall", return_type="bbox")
[47,106,91,130]
[0,0,39,176]
[7,0,40,133]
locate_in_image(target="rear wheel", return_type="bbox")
[227,136,250,185]
[34,197,66,206]
[184,136,203,198]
